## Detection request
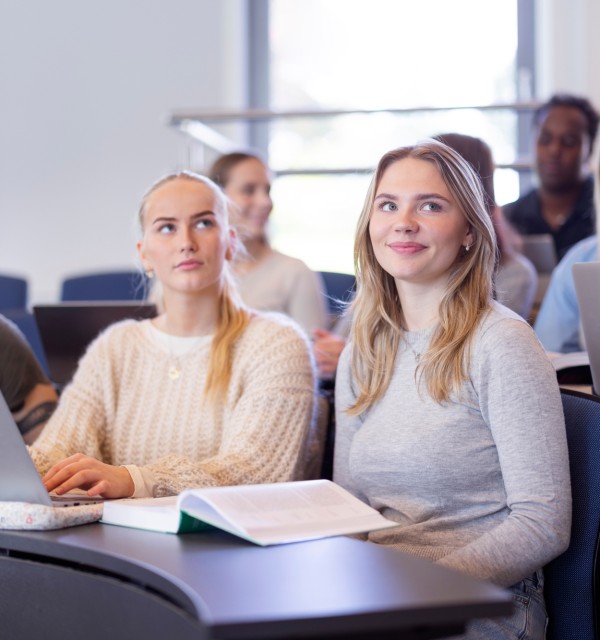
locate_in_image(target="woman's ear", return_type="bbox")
[464,227,475,250]
[136,240,152,274]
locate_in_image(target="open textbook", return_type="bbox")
[100,479,398,545]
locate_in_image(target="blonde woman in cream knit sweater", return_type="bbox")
[31,172,316,499]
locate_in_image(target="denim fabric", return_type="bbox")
[451,570,547,640]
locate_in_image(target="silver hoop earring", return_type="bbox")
[145,269,155,279]
[464,244,471,253]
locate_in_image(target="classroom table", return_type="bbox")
[0,523,512,639]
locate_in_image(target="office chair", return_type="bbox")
[61,270,148,301]
[544,388,600,640]
[0,274,27,311]
[319,271,356,317]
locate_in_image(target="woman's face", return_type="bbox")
[222,158,273,241]
[369,157,472,292]
[137,178,234,300]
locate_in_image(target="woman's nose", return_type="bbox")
[392,207,418,232]
[180,227,198,251]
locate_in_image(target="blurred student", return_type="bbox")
[504,93,598,261]
[31,172,315,499]
[334,141,570,640]
[435,132,537,319]
[535,152,600,352]
[209,152,328,335]
[0,313,57,444]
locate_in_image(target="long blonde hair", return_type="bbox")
[138,171,251,401]
[349,140,497,415]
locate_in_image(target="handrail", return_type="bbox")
[170,102,541,170]
[170,101,541,125]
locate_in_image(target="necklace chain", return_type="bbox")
[404,339,422,363]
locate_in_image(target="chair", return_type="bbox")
[319,271,356,317]
[0,274,27,311]
[61,271,148,302]
[544,388,600,640]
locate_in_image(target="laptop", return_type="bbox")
[34,302,157,388]
[521,234,558,274]
[0,391,102,507]
[573,261,600,396]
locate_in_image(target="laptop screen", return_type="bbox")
[573,262,600,396]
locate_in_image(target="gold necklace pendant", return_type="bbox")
[168,364,181,380]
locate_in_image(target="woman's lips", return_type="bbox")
[388,242,426,255]
[176,259,203,270]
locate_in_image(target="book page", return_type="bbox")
[178,480,396,544]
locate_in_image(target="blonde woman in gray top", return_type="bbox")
[334,141,571,640]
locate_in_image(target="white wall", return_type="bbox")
[2,1,599,306]
[0,0,246,304]
[536,0,600,108]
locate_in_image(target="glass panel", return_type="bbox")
[268,0,520,271]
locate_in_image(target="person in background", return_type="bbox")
[435,132,537,319]
[334,141,571,640]
[534,152,600,352]
[0,314,57,444]
[208,152,329,336]
[504,93,599,261]
[31,171,315,499]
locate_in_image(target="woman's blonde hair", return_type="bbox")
[138,171,251,401]
[349,140,497,415]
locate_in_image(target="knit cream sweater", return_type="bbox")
[31,313,316,496]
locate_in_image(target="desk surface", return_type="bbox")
[0,524,512,639]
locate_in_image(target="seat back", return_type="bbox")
[545,389,600,640]
[319,271,356,317]
[0,274,27,311]
[61,271,148,301]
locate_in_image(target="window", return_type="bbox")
[253,0,532,273]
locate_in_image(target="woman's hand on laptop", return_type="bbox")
[42,453,135,499]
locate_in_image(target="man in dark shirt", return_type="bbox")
[504,93,599,261]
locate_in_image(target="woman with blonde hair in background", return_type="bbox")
[32,171,315,499]
[334,140,571,639]
[209,152,329,336]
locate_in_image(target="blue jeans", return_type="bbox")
[452,570,547,640]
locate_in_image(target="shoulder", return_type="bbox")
[559,235,598,266]
[0,314,23,344]
[498,252,537,281]
[269,251,314,276]
[503,189,538,218]
[84,318,147,355]
[240,311,311,350]
[475,303,538,351]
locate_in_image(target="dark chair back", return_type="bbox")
[319,271,355,317]
[0,275,27,311]
[545,388,600,640]
[61,271,148,302]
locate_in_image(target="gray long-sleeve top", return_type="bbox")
[334,302,571,588]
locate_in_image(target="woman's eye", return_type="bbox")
[158,223,175,234]
[195,218,213,229]
[422,201,442,213]
[381,202,397,212]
